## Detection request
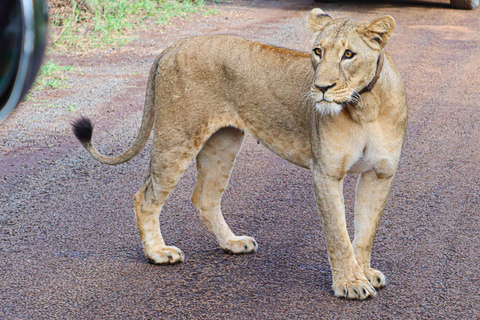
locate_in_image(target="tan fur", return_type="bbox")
[76,9,407,300]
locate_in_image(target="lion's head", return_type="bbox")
[307,9,395,116]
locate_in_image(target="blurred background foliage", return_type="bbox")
[27,0,209,97]
[48,0,206,51]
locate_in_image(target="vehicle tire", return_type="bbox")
[451,0,479,9]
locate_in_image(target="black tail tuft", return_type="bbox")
[71,116,93,143]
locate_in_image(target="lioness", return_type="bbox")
[72,9,407,300]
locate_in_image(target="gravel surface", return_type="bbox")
[1,0,479,319]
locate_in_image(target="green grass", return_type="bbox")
[52,0,206,51]
[22,60,76,100]
[156,0,204,24]
[34,59,76,90]
[28,0,209,97]
[203,6,218,16]
[66,104,77,111]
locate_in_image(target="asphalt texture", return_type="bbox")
[1,0,479,319]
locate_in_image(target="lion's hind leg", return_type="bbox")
[192,127,258,254]
[134,179,185,264]
[134,136,202,265]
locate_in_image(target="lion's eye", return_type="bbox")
[344,50,356,59]
[313,48,322,57]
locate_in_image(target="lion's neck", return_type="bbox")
[345,100,380,123]
[345,56,393,124]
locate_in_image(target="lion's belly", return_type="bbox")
[234,106,312,169]
[255,131,312,169]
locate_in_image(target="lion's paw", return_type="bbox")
[146,246,185,265]
[222,236,258,254]
[363,268,386,289]
[333,279,377,300]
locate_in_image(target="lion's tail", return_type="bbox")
[71,55,161,165]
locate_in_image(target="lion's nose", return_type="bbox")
[315,82,337,93]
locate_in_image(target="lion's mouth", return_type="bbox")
[315,100,343,116]
[310,88,350,116]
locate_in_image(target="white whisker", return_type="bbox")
[301,89,315,110]
[351,89,364,108]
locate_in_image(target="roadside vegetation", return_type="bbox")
[33,59,76,90]
[29,0,212,97]
[49,0,208,51]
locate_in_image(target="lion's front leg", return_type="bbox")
[352,170,395,289]
[312,167,377,300]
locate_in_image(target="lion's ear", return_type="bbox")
[362,15,395,50]
[307,9,333,33]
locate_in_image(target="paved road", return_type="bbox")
[1,0,479,318]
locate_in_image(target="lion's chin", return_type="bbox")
[315,101,343,116]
